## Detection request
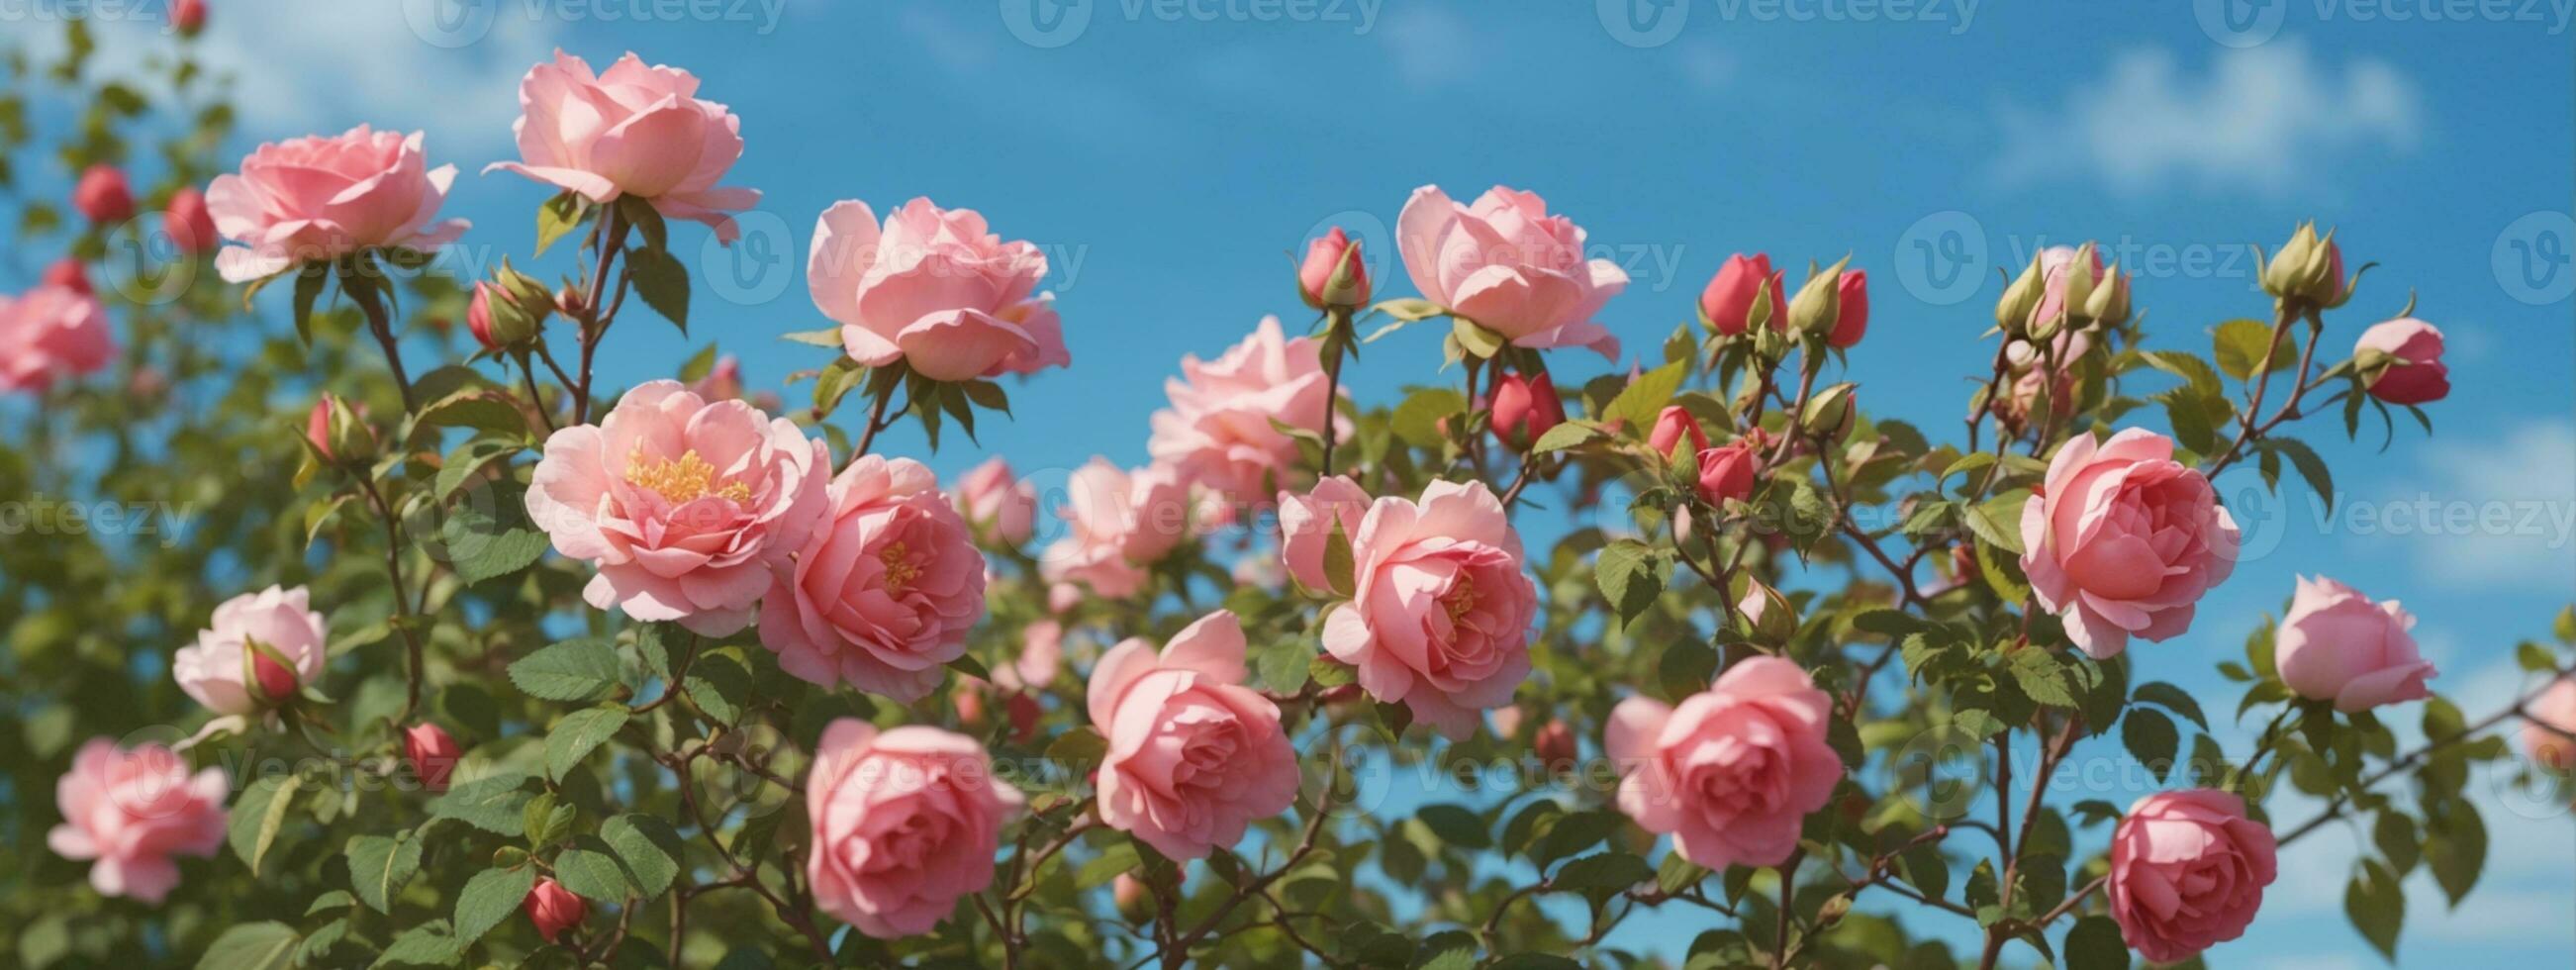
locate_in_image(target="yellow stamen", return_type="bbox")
[1443,577,1479,624]
[881,541,921,592]
[625,447,752,504]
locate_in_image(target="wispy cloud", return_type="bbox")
[2382,421,2576,592]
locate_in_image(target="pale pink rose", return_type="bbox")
[997,620,1063,693]
[758,456,984,702]
[1319,480,1536,738]
[1039,460,1193,599]
[1088,610,1298,859]
[1277,475,1371,594]
[2522,677,2576,772]
[526,381,830,635]
[1146,316,1344,506]
[808,198,1068,382]
[954,456,1036,546]
[2354,318,2449,405]
[2107,789,2276,964]
[486,51,759,242]
[1605,657,1841,869]
[171,585,328,716]
[2020,429,2240,658]
[2029,243,2124,331]
[687,355,745,402]
[1397,184,1626,358]
[0,285,117,393]
[806,719,1023,938]
[1992,330,2092,433]
[205,125,469,283]
[2274,576,2435,712]
[48,738,229,904]
[1230,552,1285,591]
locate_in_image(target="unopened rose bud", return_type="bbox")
[953,683,990,730]
[524,878,586,942]
[42,257,90,294]
[1827,269,1867,349]
[466,282,503,351]
[1736,578,1795,643]
[1694,440,1760,505]
[1005,692,1042,745]
[72,165,135,225]
[2084,263,2131,327]
[1534,719,1576,774]
[241,638,299,706]
[554,284,588,321]
[1112,874,1151,922]
[1995,251,2047,335]
[1647,405,1708,461]
[1800,382,1858,440]
[305,393,376,466]
[2263,222,2348,308]
[2353,318,2448,405]
[165,187,218,255]
[1298,227,1371,311]
[403,722,460,793]
[1701,252,1784,337]
[1488,371,1565,451]
[1784,257,1850,341]
[171,0,207,36]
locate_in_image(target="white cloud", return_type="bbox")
[1991,43,2421,196]
[2382,421,2576,592]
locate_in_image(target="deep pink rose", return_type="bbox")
[170,0,206,35]
[1605,657,1841,870]
[1040,459,1193,599]
[2274,575,2435,712]
[758,455,985,702]
[1319,480,1536,738]
[2522,677,2576,772]
[806,720,1023,939]
[526,380,830,635]
[808,198,1067,382]
[1147,316,1344,506]
[73,164,134,224]
[402,722,460,793]
[1298,225,1371,311]
[1694,440,1761,505]
[2107,790,2276,964]
[2354,318,2448,405]
[206,125,469,282]
[1487,370,1564,451]
[1700,252,1784,337]
[487,51,759,242]
[1828,269,1867,348]
[164,187,218,255]
[41,257,89,293]
[524,878,586,942]
[171,585,328,717]
[0,284,117,393]
[2020,429,2240,658]
[953,456,1036,546]
[1278,475,1371,594]
[48,738,228,904]
[1397,184,1626,358]
[1648,405,1708,458]
[1088,610,1298,859]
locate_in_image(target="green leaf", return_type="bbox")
[1372,296,1445,323]
[452,866,535,945]
[2374,812,2421,875]
[1531,810,1616,868]
[1308,655,1356,689]
[1595,539,1668,626]
[2345,859,2405,959]
[2122,708,2180,782]
[2159,389,2222,456]
[1657,852,1710,895]
[1604,360,1688,434]
[2141,349,2225,400]
[440,479,550,587]
[1390,387,1468,449]
[543,705,630,780]
[1044,727,1109,777]
[1077,841,1141,890]
[373,921,464,968]
[1321,514,1357,598]
[228,773,301,875]
[627,245,692,334]
[289,267,327,344]
[1417,804,1491,849]
[195,922,298,970]
[508,638,621,703]
[429,772,535,836]
[1658,640,1720,703]
[345,831,424,913]
[617,194,669,252]
[782,327,844,347]
[1252,634,1311,695]
[2213,318,2293,380]
[1451,318,1507,358]
[1552,852,1653,894]
[2258,436,2335,513]
[602,815,687,901]
[683,647,754,725]
[1962,489,2028,555]
[1530,421,1602,453]
[2133,681,2209,729]
[2426,800,2487,906]
[2062,915,2131,970]
[2007,648,2077,708]
[555,841,632,902]
[535,192,586,256]
[1899,842,1950,902]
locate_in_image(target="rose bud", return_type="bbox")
[1647,405,1709,461]
[2261,222,2348,308]
[952,683,990,730]
[1737,577,1795,643]
[1005,691,1043,745]
[1112,873,1151,922]
[1298,226,1370,311]
[524,878,586,942]
[2353,318,2447,405]
[1784,258,1850,341]
[171,0,207,36]
[1700,252,1784,337]
[1487,370,1564,450]
[164,187,218,255]
[1799,383,1859,441]
[1827,269,1867,348]
[2273,576,2435,712]
[2084,262,2132,327]
[465,282,503,351]
[241,638,301,705]
[42,257,90,294]
[1694,440,1760,505]
[1533,719,1576,774]
[72,164,136,225]
[305,393,376,466]
[403,722,461,793]
[1995,250,2048,335]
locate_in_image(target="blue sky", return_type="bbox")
[27,0,2576,964]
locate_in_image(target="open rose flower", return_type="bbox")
[206,125,469,282]
[1396,184,1626,358]
[758,455,984,702]
[809,198,1068,382]
[1147,316,1343,506]
[486,51,759,242]
[2021,429,2240,658]
[806,719,1022,939]
[1088,610,1298,859]
[2107,790,2276,963]
[2273,575,2435,712]
[953,456,1036,546]
[171,585,328,716]
[0,284,117,393]
[1278,475,1371,594]
[2522,676,2576,772]
[526,380,829,635]
[48,738,228,904]
[1040,459,1193,599]
[1605,657,1840,870]
[1319,480,1536,738]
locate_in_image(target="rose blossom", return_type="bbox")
[171,585,328,716]
[1701,252,1787,337]
[73,164,135,225]
[1648,405,1708,458]
[1606,657,1840,869]
[2354,318,2448,405]
[953,456,1036,546]
[1278,475,1371,594]
[526,380,829,635]
[1040,459,1193,599]
[2020,429,2240,658]
[42,257,89,293]
[1396,184,1627,358]
[164,187,217,255]
[1298,225,1370,310]
[1147,316,1344,506]
[2522,677,2576,772]
[205,125,469,282]
[1319,480,1536,738]
[808,198,1068,382]
[1088,610,1299,859]
[806,719,1023,938]
[487,51,759,242]
[48,738,229,904]
[1694,439,1760,505]
[2273,575,2436,712]
[2106,790,2277,963]
[758,456,984,702]
[0,284,117,393]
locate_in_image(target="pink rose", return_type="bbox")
[758,455,984,702]
[73,164,135,225]
[1319,480,1536,738]
[806,719,1023,938]
[41,258,89,294]
[1088,610,1298,859]
[1991,330,2092,434]
[1040,459,1193,599]
[1298,225,1371,311]
[1487,370,1564,451]
[2107,790,2276,963]
[164,187,218,255]
[206,126,468,283]
[2354,318,2448,405]
[1699,252,1784,337]
[1606,657,1839,868]
[688,355,744,401]
[1278,475,1372,594]
[171,585,328,717]
[170,0,206,35]
[1828,269,1867,348]
[2020,429,2240,658]
[2521,677,2576,772]
[526,380,830,635]
[2029,244,2107,332]
[953,456,1036,546]
[1648,405,1708,458]
[1694,438,1761,505]
[487,51,759,242]
[2274,575,2435,712]
[402,722,461,793]
[0,284,117,393]
[524,877,586,942]
[1396,184,1626,358]
[1147,316,1343,506]
[808,198,1067,382]
[48,738,228,904]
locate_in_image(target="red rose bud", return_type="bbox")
[1700,252,1784,337]
[1298,226,1371,311]
[72,165,135,225]
[524,878,586,942]
[403,722,460,793]
[42,257,90,294]
[466,282,503,351]
[250,647,299,705]
[1533,719,1576,773]
[1694,440,1760,505]
[1487,371,1564,450]
[164,187,218,255]
[1647,405,1709,460]
[2353,318,2448,405]
[171,0,207,36]
[1829,269,1867,348]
